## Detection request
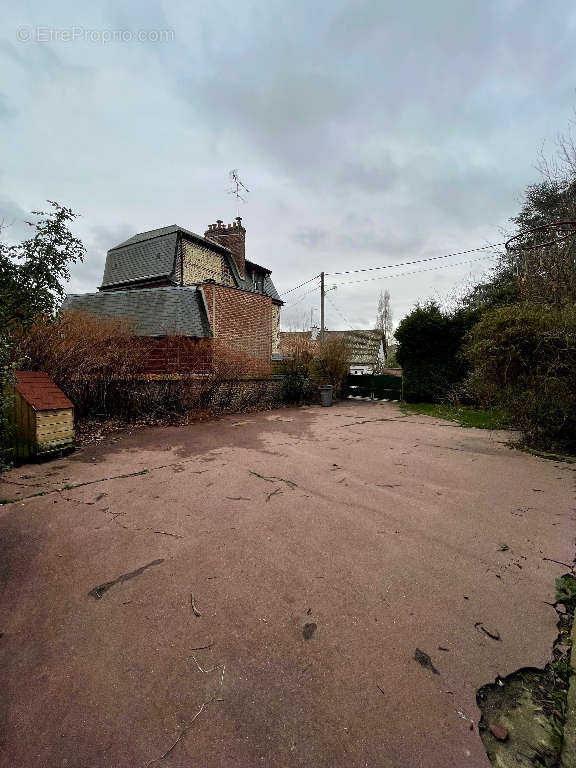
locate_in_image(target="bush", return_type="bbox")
[15,311,149,418]
[280,332,351,402]
[464,303,576,450]
[282,370,310,404]
[395,301,477,402]
[312,334,351,389]
[280,334,315,403]
[14,312,281,421]
[0,332,17,468]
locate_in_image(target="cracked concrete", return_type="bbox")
[0,401,574,767]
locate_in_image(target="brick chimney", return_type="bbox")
[204,217,246,277]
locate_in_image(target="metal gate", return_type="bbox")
[345,373,402,400]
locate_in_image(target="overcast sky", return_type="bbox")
[1,0,575,330]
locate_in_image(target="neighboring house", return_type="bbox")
[279,329,384,375]
[63,218,283,375]
[337,330,385,374]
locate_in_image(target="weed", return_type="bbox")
[555,574,576,604]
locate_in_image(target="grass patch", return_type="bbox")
[400,402,508,429]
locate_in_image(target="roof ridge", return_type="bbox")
[110,224,236,256]
[69,285,203,298]
[109,225,180,251]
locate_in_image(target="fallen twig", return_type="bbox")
[543,557,574,569]
[190,654,219,674]
[152,530,184,539]
[143,699,211,767]
[265,488,282,503]
[190,595,201,617]
[249,471,297,489]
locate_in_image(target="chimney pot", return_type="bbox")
[204,216,246,277]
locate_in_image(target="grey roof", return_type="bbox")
[112,224,231,254]
[101,224,283,302]
[232,270,282,303]
[263,275,281,303]
[62,286,212,338]
[102,230,179,288]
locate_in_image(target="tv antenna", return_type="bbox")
[228,169,250,215]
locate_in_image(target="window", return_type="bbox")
[252,270,264,293]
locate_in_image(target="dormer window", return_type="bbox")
[252,269,264,293]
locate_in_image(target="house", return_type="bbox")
[63,218,283,376]
[334,330,385,374]
[279,329,384,374]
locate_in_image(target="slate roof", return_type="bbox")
[14,371,73,411]
[62,286,212,338]
[102,230,179,288]
[100,225,283,303]
[262,275,281,302]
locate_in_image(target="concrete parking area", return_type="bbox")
[0,401,574,767]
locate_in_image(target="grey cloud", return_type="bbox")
[172,0,576,230]
[66,222,136,293]
[2,0,576,323]
[294,227,329,249]
[0,93,15,120]
[0,40,91,80]
[0,198,34,242]
[91,223,135,252]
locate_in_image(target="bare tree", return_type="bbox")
[375,290,394,359]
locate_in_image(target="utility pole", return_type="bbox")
[320,271,325,337]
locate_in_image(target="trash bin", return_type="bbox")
[319,385,333,407]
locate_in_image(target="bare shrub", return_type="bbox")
[178,339,274,413]
[14,311,281,424]
[313,334,352,388]
[14,311,150,418]
[279,333,315,403]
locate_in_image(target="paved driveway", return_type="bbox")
[0,401,574,768]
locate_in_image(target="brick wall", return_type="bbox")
[141,337,212,374]
[212,284,272,377]
[140,288,272,377]
[180,238,233,286]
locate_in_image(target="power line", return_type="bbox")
[325,294,353,329]
[280,274,321,296]
[283,281,321,309]
[324,241,507,277]
[332,254,498,287]
[280,238,508,297]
